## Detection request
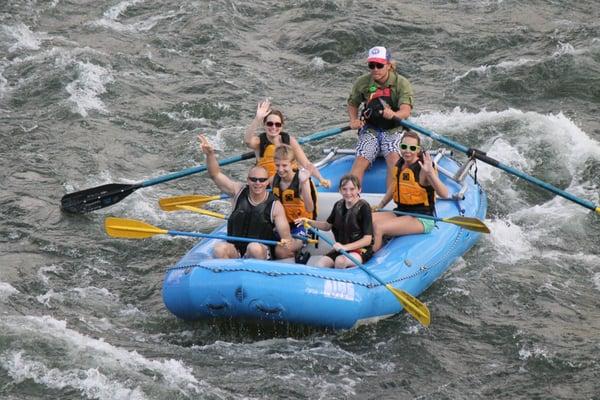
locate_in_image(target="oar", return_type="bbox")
[158,194,230,211]
[305,223,430,327]
[397,119,600,215]
[159,200,319,244]
[104,217,283,246]
[377,209,490,233]
[62,126,351,214]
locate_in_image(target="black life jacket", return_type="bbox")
[272,170,318,223]
[393,155,436,216]
[330,199,370,245]
[227,186,277,254]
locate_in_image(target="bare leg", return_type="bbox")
[373,215,424,252]
[274,240,296,259]
[385,152,400,189]
[213,242,239,259]
[244,242,269,260]
[316,256,334,268]
[350,156,370,184]
[372,211,397,252]
[334,253,363,269]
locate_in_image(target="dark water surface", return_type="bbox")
[1,1,599,399]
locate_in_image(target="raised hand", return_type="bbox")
[298,168,311,184]
[256,99,272,121]
[198,134,215,155]
[418,151,434,176]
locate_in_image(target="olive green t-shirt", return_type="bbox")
[347,70,414,109]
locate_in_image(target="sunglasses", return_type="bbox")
[368,62,386,70]
[248,176,269,183]
[400,143,420,152]
[266,121,282,128]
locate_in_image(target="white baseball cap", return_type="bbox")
[367,46,391,64]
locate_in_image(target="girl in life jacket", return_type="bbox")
[244,99,330,187]
[296,174,374,269]
[272,144,318,255]
[371,131,449,252]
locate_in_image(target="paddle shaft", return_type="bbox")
[61,126,350,213]
[166,230,280,246]
[143,125,349,187]
[398,119,600,214]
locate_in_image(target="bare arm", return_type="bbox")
[244,100,271,150]
[381,103,412,121]
[347,103,364,130]
[198,134,241,197]
[295,217,331,231]
[419,152,449,199]
[289,137,329,186]
[376,181,395,209]
[298,169,314,213]
[272,201,292,242]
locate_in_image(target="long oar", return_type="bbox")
[62,126,350,213]
[305,223,430,327]
[104,217,283,246]
[159,201,318,244]
[377,210,490,233]
[398,119,600,215]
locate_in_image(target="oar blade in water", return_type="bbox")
[386,284,431,326]
[445,216,490,233]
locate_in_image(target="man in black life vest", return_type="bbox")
[198,134,292,260]
[347,46,414,188]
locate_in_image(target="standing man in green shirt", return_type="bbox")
[347,46,414,187]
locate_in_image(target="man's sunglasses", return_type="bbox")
[368,62,385,70]
[400,143,420,152]
[248,176,269,182]
[266,121,282,127]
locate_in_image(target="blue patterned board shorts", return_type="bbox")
[355,126,403,163]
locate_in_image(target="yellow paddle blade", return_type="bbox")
[444,216,490,233]
[175,205,226,219]
[385,284,431,327]
[104,217,168,239]
[159,195,223,211]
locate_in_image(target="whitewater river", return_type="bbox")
[1,1,599,399]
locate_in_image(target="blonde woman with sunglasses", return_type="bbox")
[347,46,414,188]
[371,131,449,252]
[244,99,330,187]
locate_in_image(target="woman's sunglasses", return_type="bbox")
[266,121,282,128]
[248,176,269,183]
[400,143,420,152]
[368,62,385,70]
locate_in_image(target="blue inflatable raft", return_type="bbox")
[162,148,487,329]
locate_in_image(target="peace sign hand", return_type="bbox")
[198,134,215,155]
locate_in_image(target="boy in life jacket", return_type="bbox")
[272,144,318,258]
[371,131,449,252]
[347,46,414,188]
[244,99,330,187]
[198,134,292,260]
[296,174,373,269]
